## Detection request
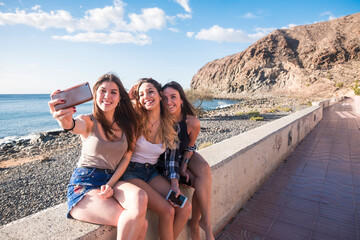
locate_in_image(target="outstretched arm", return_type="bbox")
[48,90,91,138]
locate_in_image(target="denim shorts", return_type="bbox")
[120,162,159,183]
[67,167,114,218]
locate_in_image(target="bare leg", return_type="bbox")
[113,181,148,240]
[148,175,192,239]
[70,182,148,240]
[188,152,214,240]
[128,178,176,240]
[70,189,123,226]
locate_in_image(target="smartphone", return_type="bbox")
[180,175,191,186]
[166,190,187,208]
[52,82,93,111]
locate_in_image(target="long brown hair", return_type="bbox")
[93,73,138,151]
[162,81,197,117]
[133,78,178,149]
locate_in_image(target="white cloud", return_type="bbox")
[128,7,166,32]
[0,8,76,32]
[193,25,275,43]
[242,12,258,19]
[177,13,191,20]
[175,0,191,13]
[281,23,297,29]
[52,31,151,45]
[186,31,194,38]
[320,11,336,21]
[0,2,5,6]
[168,27,178,32]
[31,5,41,11]
[0,1,169,45]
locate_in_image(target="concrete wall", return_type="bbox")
[0,105,324,240]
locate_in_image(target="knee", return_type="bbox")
[135,189,148,216]
[183,200,192,218]
[159,204,175,222]
[199,161,212,178]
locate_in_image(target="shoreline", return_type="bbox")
[0,96,308,226]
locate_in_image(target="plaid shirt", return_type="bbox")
[157,124,181,180]
[162,146,180,180]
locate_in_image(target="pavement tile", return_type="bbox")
[216,97,360,240]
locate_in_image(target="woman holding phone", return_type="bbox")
[161,81,214,240]
[48,73,148,240]
[121,78,192,240]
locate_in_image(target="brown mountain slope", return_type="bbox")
[191,12,360,98]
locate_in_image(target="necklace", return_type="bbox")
[150,118,160,127]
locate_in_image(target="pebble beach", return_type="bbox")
[0,97,308,226]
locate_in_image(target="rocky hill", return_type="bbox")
[191,13,360,99]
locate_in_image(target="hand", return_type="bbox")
[170,179,180,197]
[48,90,76,129]
[98,185,114,199]
[128,84,139,100]
[180,170,191,187]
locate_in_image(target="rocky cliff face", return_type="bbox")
[191,13,360,98]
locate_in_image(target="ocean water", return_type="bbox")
[0,94,237,144]
[0,94,93,144]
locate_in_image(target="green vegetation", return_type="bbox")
[248,111,264,121]
[351,80,360,95]
[336,82,344,88]
[269,106,292,113]
[235,112,246,116]
[198,141,213,149]
[250,116,264,121]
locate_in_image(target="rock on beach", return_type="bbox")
[0,97,307,226]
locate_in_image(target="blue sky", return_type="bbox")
[0,0,359,94]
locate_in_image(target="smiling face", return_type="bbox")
[138,82,161,111]
[95,81,120,114]
[162,86,183,117]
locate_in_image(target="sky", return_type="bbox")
[0,0,359,94]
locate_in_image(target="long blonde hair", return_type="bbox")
[133,78,178,149]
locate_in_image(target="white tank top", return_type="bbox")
[130,136,165,165]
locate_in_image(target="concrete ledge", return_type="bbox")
[312,99,330,108]
[1,97,344,240]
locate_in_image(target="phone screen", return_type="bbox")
[166,190,187,208]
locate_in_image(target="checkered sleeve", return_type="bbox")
[166,147,180,180]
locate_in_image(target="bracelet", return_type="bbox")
[184,158,190,164]
[185,145,196,152]
[64,118,76,132]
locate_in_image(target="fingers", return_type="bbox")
[185,173,190,183]
[98,185,114,199]
[50,89,61,97]
[48,98,65,114]
[53,107,75,119]
[168,199,176,207]
[48,90,63,114]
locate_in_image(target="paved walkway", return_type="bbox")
[216,96,360,240]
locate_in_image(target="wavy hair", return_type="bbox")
[93,73,138,151]
[133,78,178,149]
[162,81,197,118]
